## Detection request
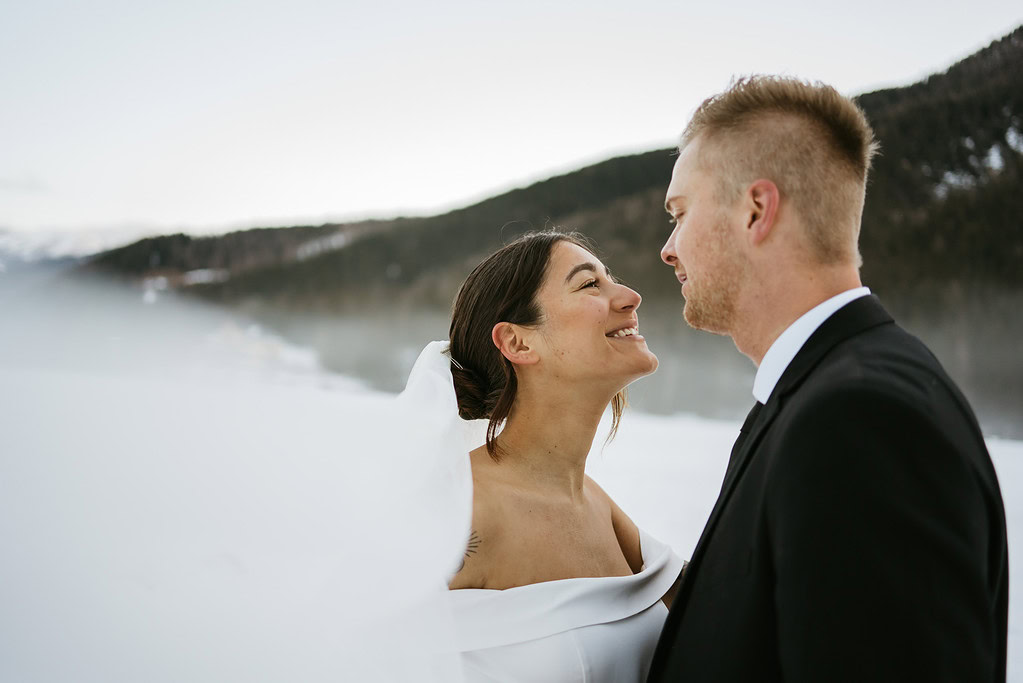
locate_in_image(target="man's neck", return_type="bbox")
[733,267,863,367]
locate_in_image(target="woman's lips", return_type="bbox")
[606,326,639,339]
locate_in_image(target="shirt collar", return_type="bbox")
[751,287,871,404]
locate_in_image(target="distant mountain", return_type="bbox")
[87,150,676,307]
[0,226,160,265]
[86,26,1023,312]
[84,221,390,288]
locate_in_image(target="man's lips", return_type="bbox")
[676,271,688,285]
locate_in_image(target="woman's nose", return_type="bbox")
[614,283,642,311]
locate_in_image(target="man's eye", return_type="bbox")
[668,213,683,226]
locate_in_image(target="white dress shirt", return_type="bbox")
[751,287,871,404]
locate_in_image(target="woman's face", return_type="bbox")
[530,241,658,387]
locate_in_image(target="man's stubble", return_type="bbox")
[682,211,750,337]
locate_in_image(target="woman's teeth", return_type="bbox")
[609,327,638,338]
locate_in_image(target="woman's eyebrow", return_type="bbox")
[564,262,611,284]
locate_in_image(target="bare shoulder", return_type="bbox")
[584,475,632,529]
[448,447,502,590]
[584,474,611,501]
[585,475,643,573]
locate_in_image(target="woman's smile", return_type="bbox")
[606,324,644,341]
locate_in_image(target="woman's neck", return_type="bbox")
[491,382,613,503]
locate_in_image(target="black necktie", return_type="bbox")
[722,401,764,484]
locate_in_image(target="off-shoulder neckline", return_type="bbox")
[447,528,683,651]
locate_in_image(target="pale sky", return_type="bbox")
[2,0,1021,236]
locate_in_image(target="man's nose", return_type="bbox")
[660,231,678,266]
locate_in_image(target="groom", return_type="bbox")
[648,76,1008,681]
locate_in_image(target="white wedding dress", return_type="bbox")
[451,529,682,682]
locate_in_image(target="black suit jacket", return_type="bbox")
[647,295,1008,682]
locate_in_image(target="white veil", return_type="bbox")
[347,341,489,677]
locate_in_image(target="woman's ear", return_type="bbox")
[492,322,539,365]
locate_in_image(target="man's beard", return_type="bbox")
[682,217,749,335]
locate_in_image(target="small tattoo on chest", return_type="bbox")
[457,529,481,573]
[465,529,481,558]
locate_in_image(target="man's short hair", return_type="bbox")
[681,75,879,265]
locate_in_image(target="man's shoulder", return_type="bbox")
[802,320,951,404]
[774,320,988,459]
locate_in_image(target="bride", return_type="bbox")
[1,229,681,682]
[432,230,684,681]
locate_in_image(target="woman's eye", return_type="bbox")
[668,214,683,226]
[581,279,599,289]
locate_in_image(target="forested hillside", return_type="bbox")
[87,26,1023,312]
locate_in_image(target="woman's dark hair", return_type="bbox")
[448,230,626,459]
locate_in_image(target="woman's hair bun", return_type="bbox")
[450,362,491,421]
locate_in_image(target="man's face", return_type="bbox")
[660,137,750,335]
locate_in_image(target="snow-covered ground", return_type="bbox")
[2,275,1021,680]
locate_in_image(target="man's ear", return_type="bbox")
[745,179,780,246]
[492,322,539,365]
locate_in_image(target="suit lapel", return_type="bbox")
[669,295,894,613]
[769,294,893,403]
[678,398,779,585]
[655,396,780,653]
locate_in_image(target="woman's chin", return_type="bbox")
[636,349,659,376]
[619,353,659,386]
[612,338,658,371]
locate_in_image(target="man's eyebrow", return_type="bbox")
[564,262,611,284]
[664,195,684,215]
